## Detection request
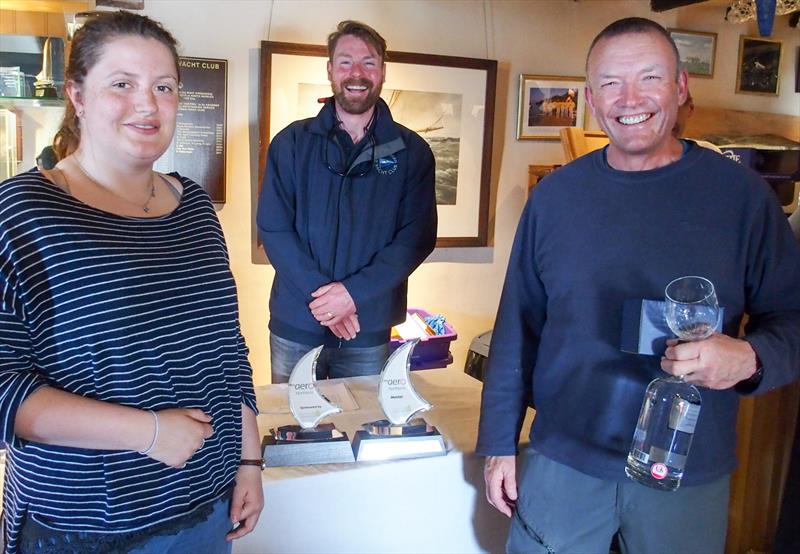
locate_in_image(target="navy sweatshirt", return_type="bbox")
[477,143,800,485]
[257,99,437,347]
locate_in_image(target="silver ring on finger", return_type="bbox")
[326,311,334,319]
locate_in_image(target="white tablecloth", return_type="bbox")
[233,368,534,554]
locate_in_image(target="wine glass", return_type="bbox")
[664,276,720,342]
[627,277,714,491]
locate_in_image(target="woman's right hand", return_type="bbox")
[143,408,214,468]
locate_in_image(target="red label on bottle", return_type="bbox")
[650,462,668,480]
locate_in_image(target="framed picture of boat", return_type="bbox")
[516,74,587,140]
[256,41,497,252]
[736,36,782,96]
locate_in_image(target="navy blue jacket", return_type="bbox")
[477,143,800,485]
[257,99,437,347]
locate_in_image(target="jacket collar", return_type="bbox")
[307,97,401,145]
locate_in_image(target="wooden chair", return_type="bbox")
[559,127,609,162]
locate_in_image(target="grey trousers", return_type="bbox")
[507,449,729,554]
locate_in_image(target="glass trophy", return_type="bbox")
[353,340,447,461]
[626,276,717,491]
[261,346,355,467]
[34,38,59,98]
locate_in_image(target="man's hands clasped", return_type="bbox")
[309,282,360,340]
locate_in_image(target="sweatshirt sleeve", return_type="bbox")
[476,196,547,456]
[741,190,800,394]
[0,249,48,446]
[340,139,437,307]
[256,131,331,300]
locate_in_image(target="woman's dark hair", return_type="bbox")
[53,11,180,160]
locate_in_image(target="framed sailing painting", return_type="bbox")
[255,41,497,258]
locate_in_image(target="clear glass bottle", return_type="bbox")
[625,375,702,491]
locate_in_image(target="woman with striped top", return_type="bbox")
[0,11,263,553]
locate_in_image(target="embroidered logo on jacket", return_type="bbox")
[375,155,398,175]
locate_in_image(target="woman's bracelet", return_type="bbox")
[138,410,159,455]
[240,458,265,470]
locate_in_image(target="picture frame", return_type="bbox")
[516,74,586,141]
[96,0,145,8]
[257,41,497,251]
[669,28,717,78]
[736,36,783,96]
[795,46,799,93]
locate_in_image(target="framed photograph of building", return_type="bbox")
[516,74,586,141]
[669,29,717,77]
[256,41,497,254]
[736,36,783,96]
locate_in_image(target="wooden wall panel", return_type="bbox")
[0,10,16,34]
[0,9,67,37]
[46,11,66,37]
[8,10,48,35]
[727,382,800,554]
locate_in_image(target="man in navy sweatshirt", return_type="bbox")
[257,21,437,383]
[478,17,800,553]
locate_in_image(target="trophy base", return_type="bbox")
[34,85,58,98]
[353,419,447,462]
[262,423,355,467]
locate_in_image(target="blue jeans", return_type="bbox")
[507,449,729,554]
[270,333,389,383]
[18,496,233,554]
[129,496,233,554]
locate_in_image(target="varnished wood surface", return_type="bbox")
[688,107,800,144]
[727,382,800,554]
[0,8,67,37]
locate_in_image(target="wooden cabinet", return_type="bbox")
[0,6,71,37]
[727,382,800,554]
[1,2,71,177]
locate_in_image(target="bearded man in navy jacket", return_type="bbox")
[257,20,437,383]
[477,17,800,554]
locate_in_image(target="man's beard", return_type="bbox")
[332,78,382,115]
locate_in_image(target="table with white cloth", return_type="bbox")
[233,368,534,554]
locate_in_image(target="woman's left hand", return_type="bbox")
[226,465,264,541]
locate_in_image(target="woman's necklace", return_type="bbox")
[72,156,156,213]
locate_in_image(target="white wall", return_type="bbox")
[675,4,800,114]
[138,0,799,385]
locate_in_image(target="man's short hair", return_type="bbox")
[327,20,388,63]
[585,17,681,80]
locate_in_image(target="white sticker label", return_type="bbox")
[668,398,700,434]
[650,462,668,480]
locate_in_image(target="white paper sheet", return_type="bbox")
[257,381,359,414]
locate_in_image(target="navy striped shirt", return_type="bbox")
[0,169,257,553]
